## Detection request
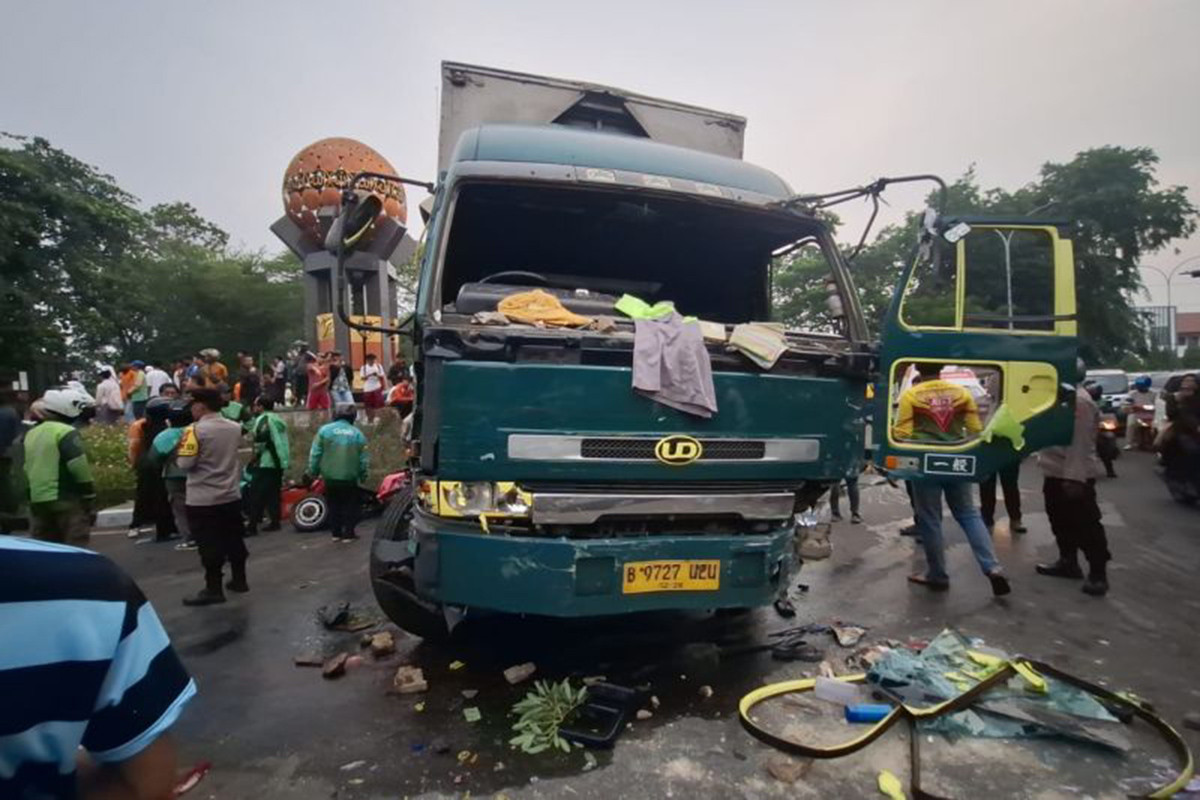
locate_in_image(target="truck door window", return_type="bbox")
[899,241,957,329]
[890,361,1003,446]
[962,228,1056,331]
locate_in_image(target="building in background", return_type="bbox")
[1137,305,1176,351]
[1177,312,1200,351]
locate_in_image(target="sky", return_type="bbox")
[3,0,1200,311]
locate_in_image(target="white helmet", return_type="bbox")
[41,386,96,420]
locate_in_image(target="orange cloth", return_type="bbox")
[119,370,138,401]
[127,418,148,466]
[497,289,593,328]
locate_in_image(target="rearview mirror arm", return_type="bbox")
[333,171,433,338]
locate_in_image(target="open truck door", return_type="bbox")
[875,216,1078,481]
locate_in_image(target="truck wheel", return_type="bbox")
[370,488,449,643]
[291,494,328,532]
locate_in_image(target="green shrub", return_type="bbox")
[79,424,136,508]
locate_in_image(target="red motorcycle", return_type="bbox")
[283,471,410,532]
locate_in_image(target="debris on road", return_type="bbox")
[322,653,350,679]
[636,709,653,720]
[772,597,797,618]
[392,665,428,694]
[463,706,482,723]
[511,679,588,754]
[504,662,537,684]
[449,660,466,671]
[345,655,365,670]
[413,701,425,712]
[877,769,906,799]
[457,750,477,765]
[339,760,367,771]
[316,602,379,632]
[369,631,396,657]
[765,755,812,784]
[431,737,450,754]
[832,624,868,647]
[461,689,478,699]
[650,695,661,710]
[293,653,324,667]
[172,761,211,796]
[698,685,714,699]
[582,751,598,772]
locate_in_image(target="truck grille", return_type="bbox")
[579,437,767,461]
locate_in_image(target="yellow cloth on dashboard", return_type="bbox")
[497,289,593,328]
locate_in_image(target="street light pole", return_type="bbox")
[1143,254,1200,348]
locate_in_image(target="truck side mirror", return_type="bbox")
[325,194,384,253]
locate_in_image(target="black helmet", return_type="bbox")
[334,402,358,422]
[167,399,193,427]
[144,396,172,422]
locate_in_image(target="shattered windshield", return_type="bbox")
[438,182,836,326]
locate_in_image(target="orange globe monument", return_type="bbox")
[271,137,417,376]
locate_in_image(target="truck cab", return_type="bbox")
[365,65,875,638]
[364,63,1078,639]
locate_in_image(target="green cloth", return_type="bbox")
[615,294,676,320]
[23,420,95,505]
[249,411,290,471]
[979,403,1027,451]
[150,427,188,480]
[308,419,368,483]
[129,371,148,402]
[221,400,244,423]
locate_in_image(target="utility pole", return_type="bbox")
[1143,255,1200,350]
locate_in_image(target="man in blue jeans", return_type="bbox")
[893,362,1011,596]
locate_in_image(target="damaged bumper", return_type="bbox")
[377,508,795,617]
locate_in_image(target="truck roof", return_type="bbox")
[440,62,746,169]
[448,124,793,200]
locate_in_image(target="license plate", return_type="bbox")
[621,560,720,594]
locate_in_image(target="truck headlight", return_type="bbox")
[418,480,533,521]
[443,482,494,516]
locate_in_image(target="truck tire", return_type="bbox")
[370,488,449,643]
[291,494,328,532]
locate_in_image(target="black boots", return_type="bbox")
[1035,559,1084,579]
[183,569,226,606]
[225,560,249,593]
[1037,558,1108,595]
[1082,565,1109,596]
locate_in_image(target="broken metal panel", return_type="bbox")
[411,515,793,616]
[439,61,746,171]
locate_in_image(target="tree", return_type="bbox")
[772,150,1197,362]
[0,134,144,375]
[0,134,303,382]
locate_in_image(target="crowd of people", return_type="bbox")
[0,345,410,610]
[90,347,417,427]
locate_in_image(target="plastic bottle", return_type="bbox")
[813,677,861,706]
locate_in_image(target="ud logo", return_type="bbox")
[654,435,703,466]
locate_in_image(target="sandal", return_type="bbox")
[907,574,950,591]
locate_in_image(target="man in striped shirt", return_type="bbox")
[0,536,196,799]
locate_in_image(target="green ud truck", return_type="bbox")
[355,63,1079,639]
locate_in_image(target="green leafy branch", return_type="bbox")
[509,679,587,755]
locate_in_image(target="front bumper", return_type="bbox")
[376,509,795,617]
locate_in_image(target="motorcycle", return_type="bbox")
[1160,430,1200,506]
[1126,402,1157,451]
[1096,413,1120,478]
[283,470,411,532]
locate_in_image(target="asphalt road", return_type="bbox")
[88,450,1200,799]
